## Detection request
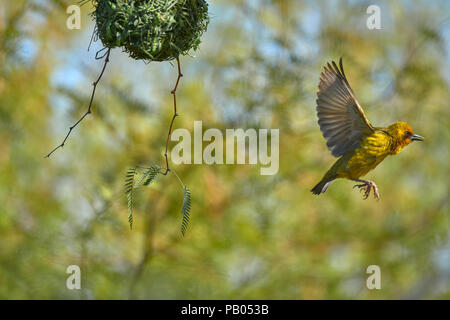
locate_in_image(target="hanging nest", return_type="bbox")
[92,0,209,62]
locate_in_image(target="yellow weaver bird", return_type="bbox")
[311,58,423,200]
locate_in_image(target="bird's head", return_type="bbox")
[387,122,424,154]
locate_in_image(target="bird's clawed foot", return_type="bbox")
[352,179,380,200]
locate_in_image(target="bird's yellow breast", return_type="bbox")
[334,130,392,179]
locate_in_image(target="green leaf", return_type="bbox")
[134,165,161,188]
[181,187,191,236]
[125,167,137,230]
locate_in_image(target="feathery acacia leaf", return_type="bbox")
[134,165,161,188]
[125,165,191,235]
[144,165,161,185]
[125,167,137,230]
[181,187,191,236]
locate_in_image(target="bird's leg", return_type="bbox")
[352,179,380,200]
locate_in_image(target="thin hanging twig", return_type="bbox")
[163,56,183,175]
[45,48,111,158]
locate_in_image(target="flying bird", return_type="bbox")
[311,58,423,200]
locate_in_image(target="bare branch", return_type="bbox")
[45,48,111,158]
[163,56,183,175]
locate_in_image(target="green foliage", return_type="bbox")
[124,165,191,236]
[136,165,162,188]
[125,167,137,229]
[181,187,191,236]
[93,0,210,61]
[125,166,162,229]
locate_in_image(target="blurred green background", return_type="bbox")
[0,0,449,299]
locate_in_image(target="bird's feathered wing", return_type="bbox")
[316,58,374,157]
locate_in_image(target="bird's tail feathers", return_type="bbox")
[311,177,336,195]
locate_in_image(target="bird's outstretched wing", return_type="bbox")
[316,58,374,157]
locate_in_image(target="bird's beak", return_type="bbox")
[411,134,424,141]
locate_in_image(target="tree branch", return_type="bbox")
[45,48,111,158]
[163,56,183,175]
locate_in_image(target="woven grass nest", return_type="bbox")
[93,0,209,62]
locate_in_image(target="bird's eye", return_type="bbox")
[405,131,411,136]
